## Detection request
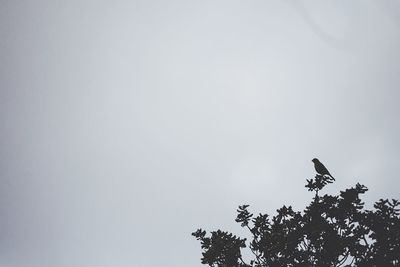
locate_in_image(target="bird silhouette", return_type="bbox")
[312,158,335,180]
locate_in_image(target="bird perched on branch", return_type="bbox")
[312,158,335,180]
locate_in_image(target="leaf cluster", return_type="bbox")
[193,175,400,266]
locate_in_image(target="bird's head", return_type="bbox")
[312,158,319,163]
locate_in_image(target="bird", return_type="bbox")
[312,158,335,180]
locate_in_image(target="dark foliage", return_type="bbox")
[193,174,400,266]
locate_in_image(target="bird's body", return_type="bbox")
[312,158,335,180]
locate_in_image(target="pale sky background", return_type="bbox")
[1,1,400,266]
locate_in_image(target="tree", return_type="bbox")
[192,172,400,266]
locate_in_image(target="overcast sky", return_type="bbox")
[1,1,400,266]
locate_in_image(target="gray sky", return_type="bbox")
[1,1,400,266]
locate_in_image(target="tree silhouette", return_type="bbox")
[193,171,400,266]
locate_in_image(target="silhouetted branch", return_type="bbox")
[193,163,400,266]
